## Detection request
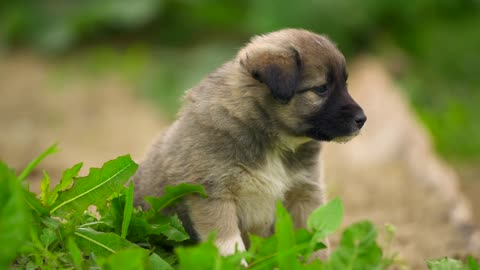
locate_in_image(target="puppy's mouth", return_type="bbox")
[304,107,367,142]
[304,119,364,142]
[331,130,361,143]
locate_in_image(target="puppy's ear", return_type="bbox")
[240,46,302,104]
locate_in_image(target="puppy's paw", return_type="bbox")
[216,235,246,256]
[240,258,248,268]
[216,237,248,268]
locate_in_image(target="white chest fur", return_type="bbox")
[240,152,294,198]
[236,151,295,234]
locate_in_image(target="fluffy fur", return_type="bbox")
[133,29,366,255]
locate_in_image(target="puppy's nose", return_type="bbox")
[354,111,367,129]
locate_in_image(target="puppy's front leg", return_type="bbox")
[188,197,245,255]
[284,183,329,260]
[284,183,325,229]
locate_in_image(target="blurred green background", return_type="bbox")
[1,0,480,161]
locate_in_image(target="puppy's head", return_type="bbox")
[238,29,366,142]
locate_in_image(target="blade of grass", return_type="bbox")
[67,238,83,269]
[0,162,30,268]
[18,143,59,181]
[275,202,301,269]
[121,182,134,239]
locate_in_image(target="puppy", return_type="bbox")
[133,29,366,255]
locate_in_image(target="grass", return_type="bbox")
[2,145,478,269]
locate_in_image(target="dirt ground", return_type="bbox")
[1,53,478,269]
[458,166,480,225]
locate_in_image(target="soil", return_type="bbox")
[458,165,480,225]
[1,53,478,270]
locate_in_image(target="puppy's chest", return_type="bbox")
[242,154,296,198]
[236,153,307,231]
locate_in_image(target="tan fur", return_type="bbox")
[133,29,361,256]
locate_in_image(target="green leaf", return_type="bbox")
[249,204,320,270]
[151,248,178,267]
[146,215,190,242]
[103,194,127,234]
[67,238,84,270]
[248,234,278,270]
[176,238,237,270]
[467,256,480,270]
[145,183,207,212]
[26,261,38,270]
[326,221,383,270]
[39,227,57,248]
[75,228,140,257]
[155,215,189,241]
[100,248,148,270]
[75,228,175,269]
[39,170,51,205]
[50,155,138,216]
[121,182,134,238]
[121,214,189,244]
[295,228,326,261]
[148,253,175,270]
[296,228,316,255]
[46,162,83,207]
[23,190,49,216]
[18,143,59,181]
[275,201,301,270]
[0,161,30,269]
[427,258,464,270]
[120,215,151,242]
[307,198,343,240]
[304,259,324,270]
[103,192,188,242]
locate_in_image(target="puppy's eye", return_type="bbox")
[313,85,328,95]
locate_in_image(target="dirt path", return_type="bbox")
[458,165,480,225]
[0,53,165,184]
[325,58,480,268]
[1,53,478,269]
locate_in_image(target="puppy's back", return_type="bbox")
[133,130,168,208]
